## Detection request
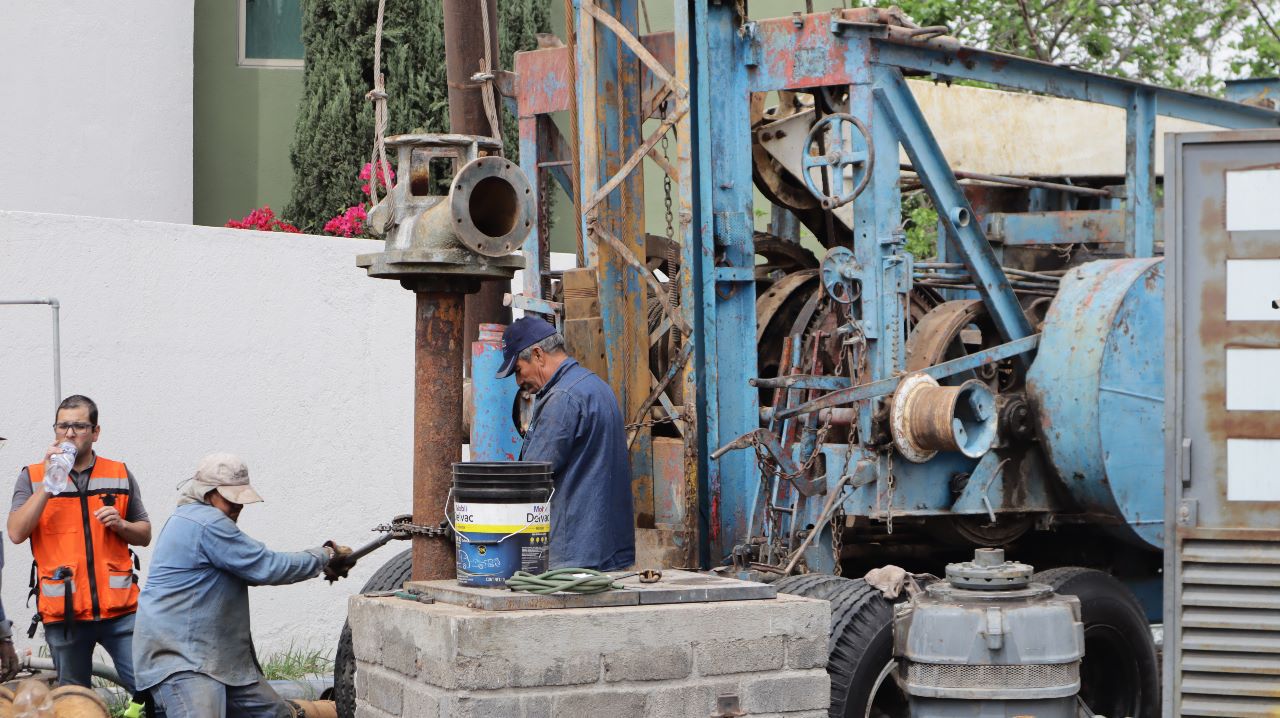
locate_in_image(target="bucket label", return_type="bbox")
[454,502,550,534]
[455,501,550,588]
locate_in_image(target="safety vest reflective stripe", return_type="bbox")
[86,478,129,492]
[41,580,73,597]
[107,575,132,590]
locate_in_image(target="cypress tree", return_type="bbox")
[288,0,551,233]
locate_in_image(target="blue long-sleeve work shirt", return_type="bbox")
[519,358,635,570]
[132,503,327,690]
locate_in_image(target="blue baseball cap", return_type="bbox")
[496,317,557,378]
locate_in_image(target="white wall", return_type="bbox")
[0,2,194,223]
[0,211,417,659]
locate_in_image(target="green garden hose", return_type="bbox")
[505,567,635,594]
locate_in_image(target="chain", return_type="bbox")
[884,450,895,535]
[660,101,682,354]
[373,518,451,538]
[625,410,684,432]
[831,508,845,576]
[537,166,552,299]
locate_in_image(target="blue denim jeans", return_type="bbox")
[43,613,137,693]
[151,671,290,718]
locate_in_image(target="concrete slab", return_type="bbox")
[404,569,776,611]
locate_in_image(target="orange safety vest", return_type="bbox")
[27,457,139,625]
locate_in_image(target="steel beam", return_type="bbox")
[1127,88,1157,257]
[675,0,706,567]
[873,67,1034,349]
[869,35,1280,129]
[701,2,761,563]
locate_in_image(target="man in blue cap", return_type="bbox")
[497,316,634,571]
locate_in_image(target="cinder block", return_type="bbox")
[446,693,554,718]
[784,635,828,670]
[642,680,736,718]
[552,688,649,716]
[508,653,600,688]
[355,704,397,718]
[742,671,831,713]
[357,664,405,716]
[401,682,443,718]
[694,636,785,676]
[603,645,691,682]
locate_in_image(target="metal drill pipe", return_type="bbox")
[443,0,512,367]
[413,291,466,581]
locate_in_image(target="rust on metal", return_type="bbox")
[413,291,466,581]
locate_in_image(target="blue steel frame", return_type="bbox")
[509,6,1280,569]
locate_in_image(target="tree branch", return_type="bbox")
[1248,0,1280,45]
[1016,0,1050,60]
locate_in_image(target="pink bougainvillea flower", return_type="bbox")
[323,203,369,238]
[225,206,301,233]
[360,161,395,197]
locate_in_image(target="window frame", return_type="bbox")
[237,0,304,69]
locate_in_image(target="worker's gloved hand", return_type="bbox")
[0,637,19,682]
[323,541,355,583]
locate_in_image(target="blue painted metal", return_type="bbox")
[469,324,522,461]
[1224,77,1280,105]
[873,67,1034,350]
[1126,88,1157,258]
[703,1,760,564]
[982,210,1141,247]
[1027,258,1165,548]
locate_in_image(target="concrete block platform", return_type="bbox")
[348,588,830,717]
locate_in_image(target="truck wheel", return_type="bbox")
[776,575,907,718]
[1034,567,1160,718]
[333,548,413,718]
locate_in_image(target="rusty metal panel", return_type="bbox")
[1165,130,1280,716]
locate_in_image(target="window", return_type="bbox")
[239,0,304,68]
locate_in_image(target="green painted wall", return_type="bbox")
[194,0,303,227]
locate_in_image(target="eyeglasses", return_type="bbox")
[53,422,95,434]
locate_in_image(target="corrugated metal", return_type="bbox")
[1181,694,1280,718]
[1178,533,1280,714]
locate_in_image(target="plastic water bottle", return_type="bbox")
[44,442,77,495]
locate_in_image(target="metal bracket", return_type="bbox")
[1180,437,1192,488]
[711,694,746,718]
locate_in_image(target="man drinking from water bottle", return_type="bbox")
[7,394,151,694]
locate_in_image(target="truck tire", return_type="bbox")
[333,548,413,718]
[776,575,906,718]
[1033,567,1160,718]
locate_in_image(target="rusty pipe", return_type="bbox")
[899,163,1113,198]
[413,291,467,581]
[443,0,511,375]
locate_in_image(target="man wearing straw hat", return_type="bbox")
[132,453,353,717]
[497,316,635,571]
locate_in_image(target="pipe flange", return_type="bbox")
[449,156,535,258]
[890,373,940,463]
